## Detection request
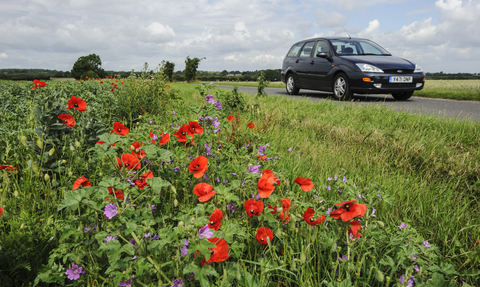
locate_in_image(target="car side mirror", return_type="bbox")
[316,52,329,58]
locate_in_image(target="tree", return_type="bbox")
[70,53,106,80]
[220,70,228,76]
[184,56,205,82]
[164,61,175,82]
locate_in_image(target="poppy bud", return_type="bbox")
[14,190,19,198]
[99,172,103,177]
[136,122,139,126]
[20,223,24,229]
[275,228,282,238]
[63,146,66,151]
[62,159,67,164]
[51,178,58,186]
[37,139,43,149]
[48,147,55,156]
[174,199,178,207]
[130,145,135,151]
[291,260,296,271]
[68,171,73,177]
[190,217,195,225]
[178,221,184,227]
[331,242,337,252]
[70,145,75,151]
[44,174,50,182]
[75,140,80,148]
[236,263,241,280]
[300,252,306,264]
[138,115,142,119]
[20,136,28,146]
[375,269,384,282]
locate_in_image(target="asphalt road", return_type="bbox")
[216,85,480,122]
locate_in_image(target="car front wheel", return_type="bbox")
[286,74,299,95]
[333,73,352,101]
[391,91,414,101]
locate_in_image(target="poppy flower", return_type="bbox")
[244,199,264,218]
[135,171,154,190]
[201,237,230,265]
[294,176,314,192]
[188,121,203,135]
[96,141,116,147]
[280,199,292,224]
[111,122,129,136]
[150,130,170,145]
[0,165,18,171]
[189,156,208,178]
[303,208,326,226]
[329,200,367,221]
[72,176,92,190]
[268,204,278,214]
[111,88,114,92]
[348,220,362,239]
[193,182,217,202]
[248,122,255,129]
[116,153,141,170]
[207,209,223,231]
[32,79,47,90]
[228,115,235,122]
[67,96,87,112]
[256,227,273,245]
[130,142,146,159]
[58,114,76,129]
[173,124,195,143]
[107,187,124,200]
[257,169,278,198]
[0,207,3,216]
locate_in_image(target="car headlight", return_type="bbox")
[355,63,384,73]
[414,64,423,73]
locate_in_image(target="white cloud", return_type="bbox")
[0,53,7,59]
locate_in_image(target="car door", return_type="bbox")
[294,41,315,87]
[309,40,334,90]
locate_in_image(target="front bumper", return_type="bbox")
[348,72,425,94]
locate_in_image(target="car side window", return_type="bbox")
[287,43,303,57]
[314,40,330,55]
[299,42,315,58]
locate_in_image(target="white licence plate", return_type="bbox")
[389,76,413,83]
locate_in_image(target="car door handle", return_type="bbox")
[295,60,299,63]
[310,61,314,65]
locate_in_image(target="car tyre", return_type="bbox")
[286,74,299,95]
[391,91,414,101]
[333,73,352,101]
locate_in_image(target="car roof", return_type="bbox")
[291,37,371,45]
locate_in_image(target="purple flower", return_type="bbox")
[205,95,215,104]
[326,208,333,215]
[118,280,132,287]
[213,128,221,133]
[398,223,408,229]
[104,235,118,242]
[327,185,331,191]
[144,233,151,238]
[104,204,118,219]
[171,278,185,287]
[337,189,342,195]
[199,224,213,239]
[205,116,213,121]
[129,238,138,246]
[132,256,137,260]
[210,82,214,85]
[173,166,180,172]
[400,275,405,284]
[407,276,415,287]
[171,110,176,115]
[84,227,90,233]
[372,209,376,217]
[414,265,419,272]
[327,177,332,181]
[287,147,292,152]
[422,239,431,248]
[65,264,84,280]
[180,240,189,257]
[152,234,159,240]
[151,133,158,141]
[212,117,220,128]
[338,255,349,262]
[204,143,213,157]
[313,195,318,199]
[343,176,347,183]
[215,100,222,110]
[258,145,267,156]
[248,165,261,174]
[148,119,153,124]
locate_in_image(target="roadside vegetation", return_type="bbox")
[0,74,479,286]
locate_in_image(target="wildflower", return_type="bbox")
[215,100,222,110]
[111,121,129,136]
[248,165,261,174]
[205,95,215,104]
[173,124,195,143]
[228,115,235,122]
[212,117,220,128]
[189,155,208,178]
[244,199,264,218]
[0,165,18,171]
[199,224,213,239]
[414,265,419,272]
[188,121,204,135]
[398,223,408,229]
[258,145,267,156]
[207,209,223,231]
[65,264,84,280]
[256,227,273,245]
[294,176,314,192]
[72,176,92,190]
[303,208,326,226]
[67,96,87,112]
[104,235,118,242]
[0,207,3,216]
[200,237,230,265]
[180,240,189,257]
[248,122,255,129]
[84,227,90,233]
[226,201,239,213]
[173,166,180,172]
[116,153,141,170]
[400,275,405,284]
[172,110,176,115]
[130,142,146,159]
[148,119,153,124]
[135,171,154,190]
[343,176,347,183]
[329,200,367,221]
[348,220,362,238]
[32,79,47,90]
[257,169,279,198]
[171,278,184,287]
[118,280,132,287]
[422,239,431,248]
[193,183,216,202]
[371,208,376,217]
[280,199,291,224]
[58,114,76,129]
[338,255,349,262]
[407,276,415,287]
[104,204,118,219]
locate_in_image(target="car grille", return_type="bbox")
[381,83,417,88]
[383,69,414,74]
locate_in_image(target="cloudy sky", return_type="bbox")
[1,0,479,73]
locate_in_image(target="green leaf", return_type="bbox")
[147,239,170,251]
[98,133,122,146]
[158,148,174,162]
[58,189,92,211]
[124,221,138,235]
[99,176,121,188]
[198,265,219,287]
[146,177,171,193]
[98,241,134,265]
[194,239,216,262]
[60,229,79,241]
[230,241,244,258]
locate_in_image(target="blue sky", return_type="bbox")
[1,0,479,73]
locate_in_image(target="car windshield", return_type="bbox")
[329,39,391,56]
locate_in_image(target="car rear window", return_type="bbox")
[287,43,303,57]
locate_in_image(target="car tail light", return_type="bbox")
[363,77,371,82]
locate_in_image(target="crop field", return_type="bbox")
[0,75,479,287]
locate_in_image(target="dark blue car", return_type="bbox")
[281,37,425,100]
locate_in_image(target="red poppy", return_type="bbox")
[207,209,223,231]
[150,130,170,145]
[268,204,278,214]
[96,141,116,147]
[248,122,255,129]
[303,208,326,226]
[0,207,3,216]
[167,84,170,88]
[348,220,362,239]
[130,142,146,159]
[257,169,278,198]
[256,227,273,245]
[107,187,124,200]
[280,199,291,224]
[294,176,314,192]
[257,155,267,161]
[228,115,235,122]
[111,122,129,136]
[188,121,203,135]
[58,114,76,129]
[193,182,217,202]
[135,171,154,190]
[244,199,264,218]
[189,156,208,178]
[32,79,47,90]
[0,165,18,171]
[173,124,195,143]
[72,176,92,190]
[329,200,367,221]
[116,153,141,170]
[111,88,114,92]
[67,96,87,112]
[201,237,230,265]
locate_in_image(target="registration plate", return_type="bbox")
[389,76,413,83]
